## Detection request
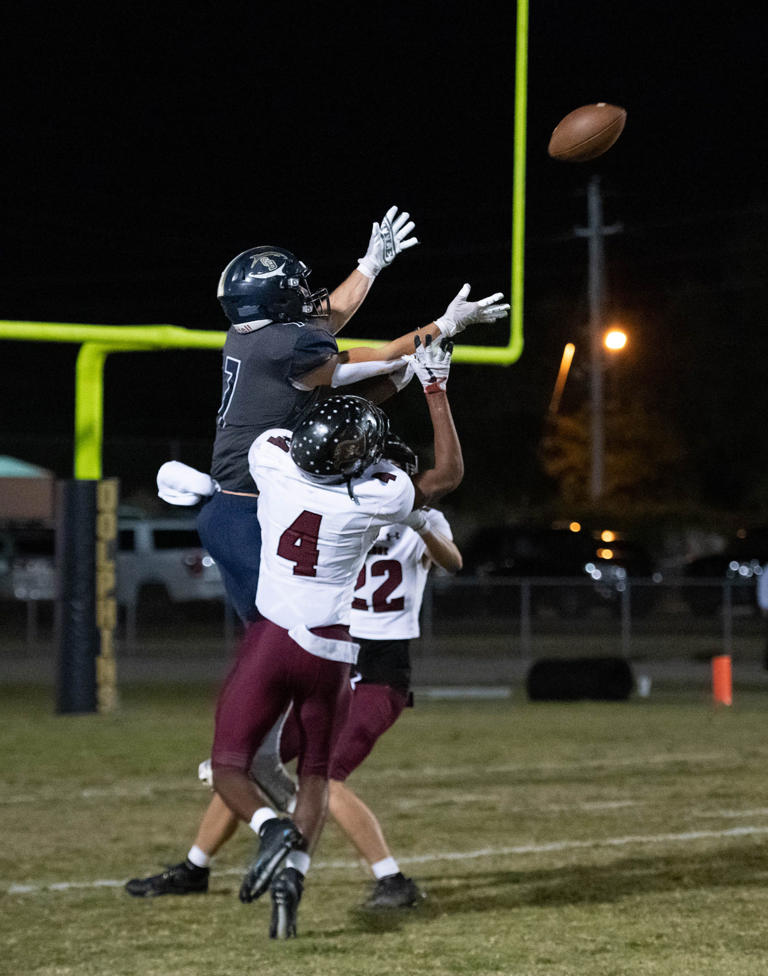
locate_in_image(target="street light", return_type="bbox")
[548,342,576,416]
[604,327,627,352]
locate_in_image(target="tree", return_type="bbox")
[540,397,694,517]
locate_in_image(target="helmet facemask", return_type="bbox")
[297,281,331,320]
[383,433,418,477]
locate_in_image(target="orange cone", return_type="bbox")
[712,654,732,706]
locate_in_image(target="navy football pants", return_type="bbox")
[196,491,262,623]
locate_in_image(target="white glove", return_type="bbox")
[403,508,429,534]
[434,283,510,338]
[404,334,453,394]
[357,205,418,278]
[157,461,217,506]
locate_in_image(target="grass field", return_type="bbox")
[3,680,768,975]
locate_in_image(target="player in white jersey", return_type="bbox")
[327,506,461,908]
[248,428,414,635]
[254,507,461,909]
[209,334,462,938]
[125,507,461,915]
[352,507,454,639]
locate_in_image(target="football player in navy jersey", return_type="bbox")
[197,207,508,624]
[198,206,421,624]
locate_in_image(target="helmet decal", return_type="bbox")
[246,252,287,278]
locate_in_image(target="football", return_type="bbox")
[547,103,627,162]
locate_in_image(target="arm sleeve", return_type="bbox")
[424,508,453,539]
[330,359,403,387]
[288,327,338,380]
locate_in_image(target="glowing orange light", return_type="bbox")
[601,530,616,543]
[604,328,627,351]
[569,521,581,533]
[596,548,615,559]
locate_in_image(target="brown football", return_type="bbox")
[548,103,627,162]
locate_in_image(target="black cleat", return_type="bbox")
[269,867,303,939]
[362,872,425,909]
[239,817,302,904]
[124,860,209,898]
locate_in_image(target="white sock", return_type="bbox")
[248,806,277,836]
[372,856,399,880]
[286,850,310,877]
[186,845,211,869]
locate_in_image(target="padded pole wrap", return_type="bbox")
[55,480,98,714]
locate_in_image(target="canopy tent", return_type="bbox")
[0,456,55,521]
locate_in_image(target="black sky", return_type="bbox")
[2,2,766,521]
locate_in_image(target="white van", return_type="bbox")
[5,515,224,609]
[116,515,224,608]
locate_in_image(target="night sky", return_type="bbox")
[2,2,766,534]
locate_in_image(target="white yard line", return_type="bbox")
[386,751,742,779]
[393,796,643,812]
[7,823,768,895]
[693,807,768,819]
[0,784,202,806]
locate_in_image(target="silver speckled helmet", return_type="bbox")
[290,395,390,486]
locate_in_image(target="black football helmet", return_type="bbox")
[383,432,418,477]
[217,246,331,327]
[290,395,390,485]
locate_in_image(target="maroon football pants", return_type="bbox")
[279,682,408,781]
[211,617,352,778]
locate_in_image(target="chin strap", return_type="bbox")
[345,477,360,505]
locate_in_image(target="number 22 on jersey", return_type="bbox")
[353,559,404,613]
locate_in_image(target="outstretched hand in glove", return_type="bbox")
[435,283,510,338]
[357,205,419,278]
[404,333,453,395]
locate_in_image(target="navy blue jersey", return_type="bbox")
[210,321,337,491]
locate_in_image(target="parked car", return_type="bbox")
[117,515,224,609]
[4,526,57,601]
[0,528,16,598]
[1,514,225,609]
[682,525,768,615]
[460,522,662,618]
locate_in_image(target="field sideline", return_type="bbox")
[3,682,768,975]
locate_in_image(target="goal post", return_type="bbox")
[0,0,530,713]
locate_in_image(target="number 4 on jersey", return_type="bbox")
[277,510,322,577]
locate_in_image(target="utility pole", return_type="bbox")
[574,175,622,502]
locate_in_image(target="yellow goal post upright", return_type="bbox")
[0,0,528,713]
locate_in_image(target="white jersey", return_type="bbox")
[350,508,452,640]
[248,429,415,654]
